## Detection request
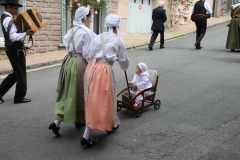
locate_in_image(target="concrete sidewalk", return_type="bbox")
[0,14,231,75]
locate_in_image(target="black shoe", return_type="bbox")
[106,125,119,135]
[80,137,95,147]
[231,49,235,52]
[48,122,61,137]
[195,46,202,49]
[75,122,86,129]
[14,98,31,104]
[0,97,4,103]
[112,125,119,130]
[160,46,165,49]
[148,47,153,51]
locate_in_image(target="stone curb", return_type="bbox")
[0,59,63,75]
[0,19,230,76]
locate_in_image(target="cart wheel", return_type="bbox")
[135,108,142,118]
[117,106,121,111]
[154,100,161,110]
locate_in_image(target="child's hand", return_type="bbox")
[132,83,137,89]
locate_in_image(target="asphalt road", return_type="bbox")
[1,21,240,160]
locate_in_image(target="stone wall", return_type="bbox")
[0,0,119,60]
[26,0,61,54]
[0,0,62,60]
[105,0,118,14]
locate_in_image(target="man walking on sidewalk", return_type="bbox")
[0,0,35,104]
[192,0,212,49]
[148,0,167,51]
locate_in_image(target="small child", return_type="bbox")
[127,62,152,108]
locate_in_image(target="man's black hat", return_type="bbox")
[0,0,23,7]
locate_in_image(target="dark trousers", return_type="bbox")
[194,16,207,46]
[149,30,164,48]
[0,47,27,101]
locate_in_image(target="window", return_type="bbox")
[134,0,136,3]
[142,0,143,4]
[149,0,151,5]
[0,0,25,41]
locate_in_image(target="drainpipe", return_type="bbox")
[212,0,216,17]
[61,0,67,40]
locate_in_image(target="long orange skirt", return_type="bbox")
[84,60,120,131]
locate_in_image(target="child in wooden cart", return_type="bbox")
[124,62,152,108]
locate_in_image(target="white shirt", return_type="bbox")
[2,11,26,42]
[63,25,97,60]
[91,32,129,71]
[232,3,240,10]
[132,72,152,92]
[192,1,213,14]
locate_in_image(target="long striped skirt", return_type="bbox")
[55,53,87,123]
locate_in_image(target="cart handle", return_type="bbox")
[124,71,132,99]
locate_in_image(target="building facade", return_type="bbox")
[0,0,118,60]
[0,0,229,60]
[0,0,61,60]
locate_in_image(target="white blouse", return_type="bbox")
[91,32,129,71]
[63,25,97,60]
[232,3,240,10]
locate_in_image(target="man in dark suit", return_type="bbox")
[148,0,167,51]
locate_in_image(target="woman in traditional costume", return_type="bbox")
[226,0,240,52]
[81,15,129,147]
[48,6,97,137]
